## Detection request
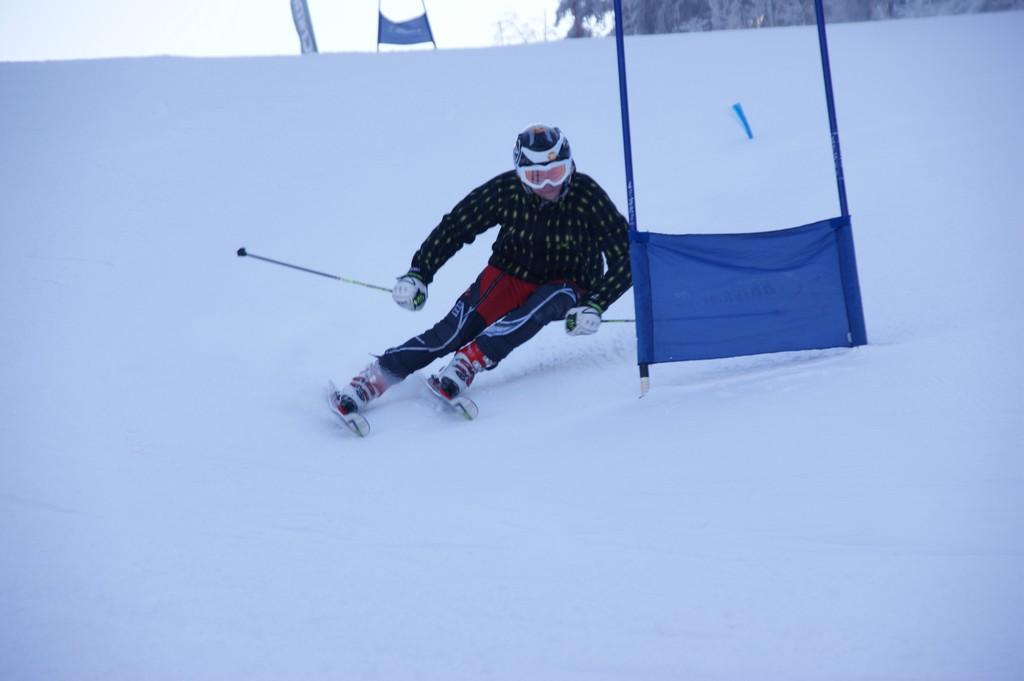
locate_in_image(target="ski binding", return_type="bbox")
[327,381,370,437]
[424,375,479,421]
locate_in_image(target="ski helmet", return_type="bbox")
[513,124,574,193]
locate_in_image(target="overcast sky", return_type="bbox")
[0,0,564,62]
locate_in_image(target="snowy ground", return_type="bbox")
[2,11,1023,681]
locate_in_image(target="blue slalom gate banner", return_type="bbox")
[378,12,436,47]
[290,0,318,54]
[630,217,864,364]
[611,0,867,391]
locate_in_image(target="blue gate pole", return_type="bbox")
[612,0,638,234]
[814,0,848,216]
[612,0,649,394]
[814,0,867,346]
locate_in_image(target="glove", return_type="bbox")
[565,303,602,336]
[392,272,427,311]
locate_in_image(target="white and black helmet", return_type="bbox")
[513,124,574,192]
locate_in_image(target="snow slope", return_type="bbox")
[2,11,1023,680]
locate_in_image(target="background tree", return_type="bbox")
[555,0,614,37]
[555,0,1021,35]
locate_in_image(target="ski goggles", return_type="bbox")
[516,159,572,189]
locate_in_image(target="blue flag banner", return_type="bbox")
[290,0,318,54]
[611,0,866,393]
[378,12,435,46]
[630,216,865,364]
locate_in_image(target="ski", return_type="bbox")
[424,375,479,421]
[327,381,370,437]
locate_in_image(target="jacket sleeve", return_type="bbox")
[581,184,632,313]
[409,174,505,284]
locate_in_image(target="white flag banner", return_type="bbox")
[290,0,319,54]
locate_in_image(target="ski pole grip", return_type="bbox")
[237,247,248,257]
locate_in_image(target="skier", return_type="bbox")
[332,124,632,417]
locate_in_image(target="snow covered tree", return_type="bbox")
[555,0,614,37]
[555,0,1024,36]
[621,0,712,33]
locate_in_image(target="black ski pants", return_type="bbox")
[379,265,580,380]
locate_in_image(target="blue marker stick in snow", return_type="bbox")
[732,102,753,139]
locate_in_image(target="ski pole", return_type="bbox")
[237,247,634,322]
[236,247,392,292]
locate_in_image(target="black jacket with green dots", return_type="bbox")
[409,170,632,313]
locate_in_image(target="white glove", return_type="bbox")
[565,303,602,336]
[393,272,427,311]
